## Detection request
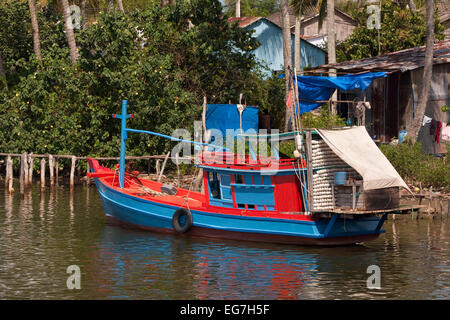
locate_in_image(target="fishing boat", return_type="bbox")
[88,92,414,246]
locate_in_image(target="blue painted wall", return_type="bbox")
[245,18,326,76]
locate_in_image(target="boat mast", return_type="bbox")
[113,100,133,188]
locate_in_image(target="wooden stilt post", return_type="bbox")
[40,158,46,189]
[175,152,180,187]
[6,155,13,193]
[20,153,25,194]
[55,157,59,186]
[27,153,33,186]
[155,160,161,176]
[70,155,76,187]
[23,152,29,187]
[48,154,54,186]
[86,161,91,186]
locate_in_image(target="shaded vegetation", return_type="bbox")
[380,142,450,191]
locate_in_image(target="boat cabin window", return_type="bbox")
[206,171,275,211]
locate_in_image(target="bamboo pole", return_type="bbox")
[48,154,54,186]
[155,160,161,176]
[27,153,33,185]
[20,153,25,194]
[70,155,76,187]
[6,155,13,193]
[55,157,59,186]
[175,152,180,187]
[194,96,207,191]
[305,131,314,211]
[86,161,90,186]
[157,151,171,182]
[40,158,46,189]
[23,152,29,187]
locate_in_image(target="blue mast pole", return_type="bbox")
[113,100,132,189]
[119,100,128,188]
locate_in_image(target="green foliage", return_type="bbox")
[0,0,276,159]
[300,106,346,129]
[223,0,280,17]
[336,0,445,62]
[379,142,450,191]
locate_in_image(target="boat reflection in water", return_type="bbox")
[84,225,385,300]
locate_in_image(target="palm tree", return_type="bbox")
[281,0,293,131]
[407,0,434,143]
[28,0,42,60]
[61,0,78,65]
[316,0,336,113]
[117,0,125,13]
[291,0,317,72]
[81,0,88,29]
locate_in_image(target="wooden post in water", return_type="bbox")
[20,153,25,194]
[48,154,54,186]
[27,153,33,186]
[40,158,46,189]
[6,155,14,193]
[23,152,29,187]
[70,155,76,187]
[55,157,59,186]
[86,161,91,186]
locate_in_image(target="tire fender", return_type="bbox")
[172,208,193,233]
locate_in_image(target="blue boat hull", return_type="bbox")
[95,178,385,246]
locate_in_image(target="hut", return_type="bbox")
[312,40,450,154]
[267,6,358,47]
[228,17,326,75]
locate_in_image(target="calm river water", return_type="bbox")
[0,183,449,300]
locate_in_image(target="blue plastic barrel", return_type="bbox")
[398,130,408,144]
[334,172,347,185]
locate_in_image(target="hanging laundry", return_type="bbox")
[441,123,450,142]
[422,115,432,126]
[435,122,442,143]
[430,119,439,136]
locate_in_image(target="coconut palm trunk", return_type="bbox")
[281,0,293,131]
[117,0,125,13]
[61,0,78,65]
[295,16,301,72]
[81,0,88,29]
[406,0,434,143]
[28,0,42,60]
[327,0,337,115]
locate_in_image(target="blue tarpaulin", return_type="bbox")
[282,72,388,114]
[206,104,259,138]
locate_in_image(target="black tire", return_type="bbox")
[172,208,193,233]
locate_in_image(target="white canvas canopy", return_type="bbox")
[316,126,411,192]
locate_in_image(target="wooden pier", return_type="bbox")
[0,152,191,193]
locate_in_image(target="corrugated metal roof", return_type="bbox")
[228,17,264,28]
[438,2,450,22]
[315,40,450,73]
